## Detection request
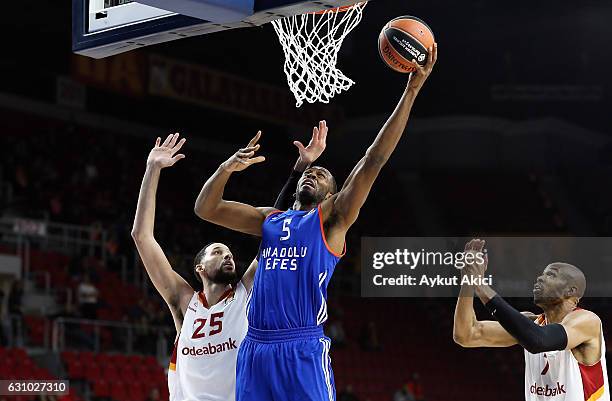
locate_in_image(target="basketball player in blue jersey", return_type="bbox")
[195,44,437,401]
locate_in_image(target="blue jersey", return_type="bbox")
[248,206,345,330]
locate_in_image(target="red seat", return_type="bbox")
[95,352,112,367]
[61,350,77,362]
[127,354,144,365]
[101,365,121,382]
[142,355,157,366]
[92,379,111,397]
[110,381,128,401]
[84,364,101,382]
[79,351,95,366]
[128,382,147,401]
[9,348,28,360]
[118,365,137,382]
[66,360,85,379]
[109,353,128,366]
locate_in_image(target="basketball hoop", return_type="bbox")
[271,2,367,107]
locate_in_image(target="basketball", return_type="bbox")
[378,16,435,73]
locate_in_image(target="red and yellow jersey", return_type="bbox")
[525,311,609,401]
[168,283,248,401]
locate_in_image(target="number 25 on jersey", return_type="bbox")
[192,312,223,339]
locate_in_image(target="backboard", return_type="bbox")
[73,0,366,58]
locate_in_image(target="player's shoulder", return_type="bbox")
[259,207,282,218]
[234,281,248,298]
[564,308,601,329]
[571,308,601,322]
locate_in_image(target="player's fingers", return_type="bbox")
[168,133,179,148]
[172,137,186,153]
[249,156,266,164]
[313,126,320,141]
[247,131,262,147]
[161,133,173,147]
[293,141,306,152]
[171,154,185,164]
[320,120,328,139]
[237,151,255,159]
[238,145,259,154]
[413,60,425,75]
[464,239,474,252]
[155,137,161,147]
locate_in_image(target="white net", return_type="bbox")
[271,2,367,107]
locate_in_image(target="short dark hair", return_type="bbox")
[193,242,215,283]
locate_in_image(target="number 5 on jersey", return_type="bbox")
[192,312,223,339]
[280,218,292,241]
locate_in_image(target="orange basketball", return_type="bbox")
[378,16,435,73]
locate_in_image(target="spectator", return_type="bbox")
[393,385,415,401]
[360,321,382,351]
[406,373,425,401]
[77,274,99,319]
[337,384,360,401]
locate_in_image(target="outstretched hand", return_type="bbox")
[408,42,438,90]
[293,120,328,166]
[222,131,266,173]
[463,238,488,277]
[147,133,186,169]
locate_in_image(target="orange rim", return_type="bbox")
[311,3,360,14]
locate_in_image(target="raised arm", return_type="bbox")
[131,134,193,329]
[274,122,328,210]
[453,286,522,348]
[330,44,437,230]
[194,131,275,236]
[241,127,328,291]
[461,239,600,359]
[453,239,521,347]
[475,282,599,355]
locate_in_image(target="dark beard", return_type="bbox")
[210,269,237,285]
[296,188,323,205]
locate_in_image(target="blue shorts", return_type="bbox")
[236,326,335,401]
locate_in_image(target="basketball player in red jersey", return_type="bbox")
[131,131,326,401]
[454,239,609,401]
